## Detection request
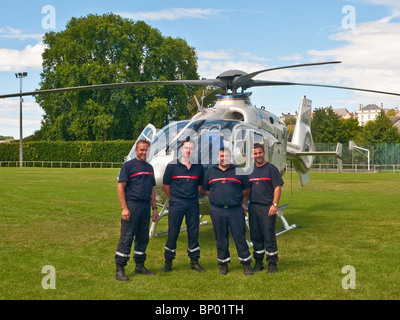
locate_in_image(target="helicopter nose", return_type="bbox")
[150,154,173,186]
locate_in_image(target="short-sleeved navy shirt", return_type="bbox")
[118,158,156,201]
[248,162,284,205]
[163,160,204,199]
[203,164,249,207]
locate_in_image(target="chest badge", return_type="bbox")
[222,180,226,184]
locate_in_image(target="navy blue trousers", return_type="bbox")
[248,202,278,263]
[164,198,200,261]
[210,205,252,265]
[115,200,150,267]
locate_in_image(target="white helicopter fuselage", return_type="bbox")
[127,93,289,188]
[125,93,312,217]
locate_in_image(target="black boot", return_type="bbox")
[135,263,155,275]
[218,263,228,275]
[267,262,277,274]
[161,260,173,273]
[253,260,264,272]
[190,259,205,272]
[243,263,254,276]
[115,266,129,281]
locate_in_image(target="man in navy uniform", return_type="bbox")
[246,143,284,274]
[161,140,205,273]
[203,147,253,275]
[115,139,159,281]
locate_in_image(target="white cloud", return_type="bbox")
[0,100,44,137]
[198,50,234,60]
[0,43,44,72]
[197,50,270,79]
[118,8,222,21]
[251,12,400,109]
[0,26,43,41]
[306,15,400,93]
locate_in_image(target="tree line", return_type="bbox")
[308,107,400,144]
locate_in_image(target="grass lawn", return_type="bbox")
[0,167,399,300]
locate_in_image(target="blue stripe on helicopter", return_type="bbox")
[217,95,250,101]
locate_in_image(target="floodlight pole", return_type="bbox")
[15,72,28,168]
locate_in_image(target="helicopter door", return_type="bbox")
[261,131,285,172]
[125,124,157,161]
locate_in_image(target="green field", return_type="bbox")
[1,167,399,300]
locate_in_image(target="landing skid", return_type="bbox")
[245,204,296,247]
[149,199,209,238]
[275,204,297,236]
[149,202,296,243]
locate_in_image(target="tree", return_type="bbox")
[311,106,361,143]
[311,106,341,143]
[359,110,400,144]
[37,14,199,141]
[339,118,361,143]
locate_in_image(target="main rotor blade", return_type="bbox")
[0,79,222,99]
[246,80,400,97]
[233,61,342,88]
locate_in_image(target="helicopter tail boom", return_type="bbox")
[286,96,343,185]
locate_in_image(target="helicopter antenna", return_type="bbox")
[194,94,203,112]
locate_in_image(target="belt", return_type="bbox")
[213,204,241,209]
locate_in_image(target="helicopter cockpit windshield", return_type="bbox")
[167,120,262,171]
[146,120,190,162]
[126,120,190,162]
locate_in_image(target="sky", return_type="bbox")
[1,0,400,138]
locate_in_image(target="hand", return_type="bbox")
[242,204,247,216]
[268,205,277,217]
[121,208,130,221]
[152,209,159,222]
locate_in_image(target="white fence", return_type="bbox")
[1,161,399,172]
[0,161,123,168]
[286,163,400,173]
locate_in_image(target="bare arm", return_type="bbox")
[162,184,172,199]
[117,182,130,221]
[151,188,159,222]
[268,185,282,216]
[242,189,250,214]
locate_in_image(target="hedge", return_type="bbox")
[0,141,135,162]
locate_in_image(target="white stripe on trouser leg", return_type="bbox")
[238,255,252,262]
[255,250,265,254]
[164,246,175,253]
[115,251,130,257]
[134,250,145,255]
[188,247,200,252]
[266,251,278,256]
[218,257,231,263]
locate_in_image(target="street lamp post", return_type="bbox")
[15,72,28,168]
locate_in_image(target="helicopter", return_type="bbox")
[2,60,400,238]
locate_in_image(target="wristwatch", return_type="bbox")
[273,203,278,207]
